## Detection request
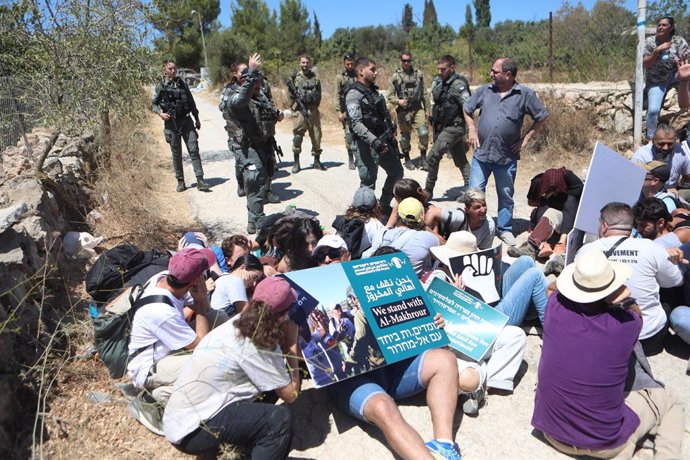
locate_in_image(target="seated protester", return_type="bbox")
[427,188,496,249]
[332,186,384,259]
[640,161,687,212]
[210,254,265,317]
[576,202,684,355]
[163,277,302,458]
[509,167,583,259]
[327,249,462,460]
[631,123,690,199]
[385,178,434,228]
[430,231,548,326]
[364,197,440,276]
[532,250,684,459]
[313,234,352,266]
[425,231,528,416]
[127,248,227,404]
[220,234,251,271]
[265,216,323,273]
[178,231,224,279]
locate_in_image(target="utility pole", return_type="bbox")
[634,0,647,149]
[191,9,208,70]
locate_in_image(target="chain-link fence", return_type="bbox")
[0,76,36,158]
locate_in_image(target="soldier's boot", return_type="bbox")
[348,151,356,170]
[266,179,280,203]
[246,221,257,235]
[196,177,210,192]
[237,187,246,197]
[312,156,326,171]
[291,154,301,174]
[419,150,429,171]
[176,180,186,193]
[403,151,416,171]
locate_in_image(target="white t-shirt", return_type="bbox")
[362,218,384,250]
[210,274,248,314]
[577,236,682,339]
[126,271,197,387]
[163,316,291,443]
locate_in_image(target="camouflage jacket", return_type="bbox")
[334,69,357,114]
[289,70,321,110]
[387,67,430,113]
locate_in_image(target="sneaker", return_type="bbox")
[247,221,257,235]
[462,386,485,416]
[237,187,246,197]
[292,161,301,174]
[267,192,280,204]
[425,439,462,460]
[312,158,326,170]
[507,241,537,258]
[176,182,186,192]
[196,178,210,192]
[498,231,517,246]
[543,254,565,277]
[404,160,416,170]
[348,158,356,170]
[128,391,165,436]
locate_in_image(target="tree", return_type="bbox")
[229,0,278,53]
[278,0,312,59]
[474,0,491,28]
[151,0,221,69]
[648,0,688,21]
[402,3,416,33]
[321,27,355,59]
[460,4,474,38]
[423,0,438,28]
[313,11,322,48]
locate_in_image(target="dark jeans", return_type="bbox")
[175,401,293,459]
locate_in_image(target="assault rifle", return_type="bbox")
[376,120,403,159]
[269,136,284,163]
[286,78,310,129]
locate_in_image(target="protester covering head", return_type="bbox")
[168,248,216,284]
[556,250,632,303]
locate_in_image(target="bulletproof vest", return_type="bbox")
[431,73,468,128]
[347,82,389,137]
[339,70,357,112]
[295,71,320,106]
[256,93,279,137]
[395,69,423,110]
[225,89,267,147]
[159,78,191,118]
[219,82,239,121]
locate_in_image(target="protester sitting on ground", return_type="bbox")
[332,186,384,259]
[364,197,440,276]
[385,178,435,227]
[327,244,462,459]
[532,250,685,459]
[424,232,528,416]
[430,231,549,326]
[508,167,582,259]
[631,124,690,202]
[639,160,689,212]
[634,197,690,248]
[576,202,684,355]
[313,234,352,266]
[220,234,251,270]
[263,215,323,273]
[163,277,302,459]
[127,248,228,404]
[210,254,265,317]
[178,231,224,279]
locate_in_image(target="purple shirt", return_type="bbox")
[531,293,641,450]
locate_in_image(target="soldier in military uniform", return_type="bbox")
[225,53,272,235]
[220,62,248,197]
[289,54,324,173]
[345,57,404,208]
[152,59,209,192]
[334,54,357,170]
[425,55,471,198]
[387,52,430,171]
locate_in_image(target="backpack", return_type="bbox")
[92,284,174,378]
[332,215,368,259]
[86,245,170,304]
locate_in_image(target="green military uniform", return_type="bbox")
[219,81,245,196]
[334,68,357,169]
[152,77,206,190]
[226,69,272,234]
[425,73,472,198]
[387,67,430,170]
[345,82,404,207]
[289,70,322,170]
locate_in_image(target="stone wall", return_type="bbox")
[0,128,94,457]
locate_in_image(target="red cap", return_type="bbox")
[253,277,297,313]
[169,248,216,284]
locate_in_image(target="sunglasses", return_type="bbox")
[401,59,412,63]
[316,247,342,263]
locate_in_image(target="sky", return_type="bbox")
[218,0,642,38]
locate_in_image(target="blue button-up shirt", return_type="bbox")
[464,83,548,165]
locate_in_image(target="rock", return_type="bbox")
[614,109,633,133]
[0,203,28,233]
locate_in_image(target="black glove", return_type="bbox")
[372,139,386,153]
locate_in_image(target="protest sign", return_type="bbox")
[426,277,508,362]
[446,244,503,305]
[281,253,448,388]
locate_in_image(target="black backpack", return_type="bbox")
[86,245,170,304]
[332,215,368,259]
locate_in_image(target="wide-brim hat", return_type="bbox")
[557,250,632,303]
[430,231,478,267]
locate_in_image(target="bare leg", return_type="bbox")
[420,349,459,440]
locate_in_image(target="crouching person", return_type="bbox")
[163,277,302,458]
[532,250,685,458]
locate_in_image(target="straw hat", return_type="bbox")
[556,250,632,303]
[430,231,478,267]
